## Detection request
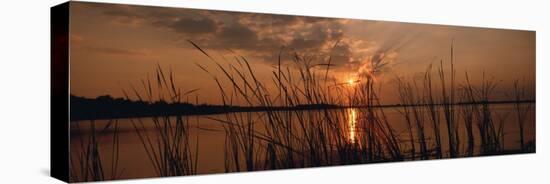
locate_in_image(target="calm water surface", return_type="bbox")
[70,104,535,180]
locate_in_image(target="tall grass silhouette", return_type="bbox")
[70,120,122,182]
[70,40,533,182]
[124,65,199,176]
[185,39,533,169]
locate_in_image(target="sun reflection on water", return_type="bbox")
[348,108,357,143]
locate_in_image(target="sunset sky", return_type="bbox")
[68,2,535,105]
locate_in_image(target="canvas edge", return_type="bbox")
[51,1,70,183]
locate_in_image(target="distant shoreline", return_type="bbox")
[70,95,535,121]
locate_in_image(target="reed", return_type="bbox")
[459,73,476,156]
[476,73,501,154]
[190,39,402,170]
[513,79,533,151]
[70,120,122,182]
[438,41,459,158]
[69,36,535,180]
[395,77,430,159]
[111,39,534,176]
[392,41,517,158]
[126,65,199,176]
[459,71,505,154]
[423,64,443,158]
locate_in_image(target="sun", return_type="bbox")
[344,73,359,86]
[347,79,358,86]
[347,79,355,85]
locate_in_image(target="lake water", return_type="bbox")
[69,104,535,182]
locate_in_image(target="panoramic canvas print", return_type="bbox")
[53,1,535,182]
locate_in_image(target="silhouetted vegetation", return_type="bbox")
[70,120,122,182]
[70,95,341,121]
[69,40,535,182]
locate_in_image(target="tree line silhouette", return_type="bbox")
[70,95,340,121]
[70,94,534,121]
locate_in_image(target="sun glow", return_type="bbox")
[347,79,355,85]
[346,78,360,87]
[345,73,359,86]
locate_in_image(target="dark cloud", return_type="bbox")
[218,23,258,45]
[165,17,218,35]
[331,43,354,64]
[288,25,339,50]
[90,2,369,69]
[242,13,302,27]
[289,38,317,50]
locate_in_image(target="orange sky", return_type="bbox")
[68,2,535,105]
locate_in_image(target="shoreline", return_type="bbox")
[70,98,535,121]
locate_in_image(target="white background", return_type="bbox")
[0,0,547,183]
